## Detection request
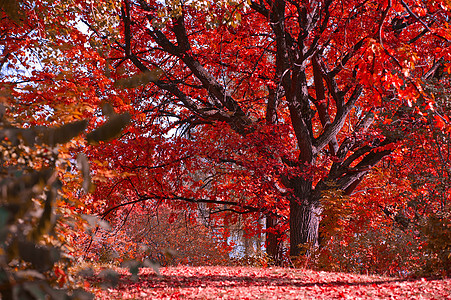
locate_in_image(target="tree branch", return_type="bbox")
[313,84,363,155]
[336,148,392,193]
[312,55,338,155]
[100,193,264,219]
[400,0,449,42]
[329,37,366,78]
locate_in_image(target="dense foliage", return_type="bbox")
[74,0,449,275]
[1,3,450,299]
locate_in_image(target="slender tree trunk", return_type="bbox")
[289,177,321,257]
[265,215,283,265]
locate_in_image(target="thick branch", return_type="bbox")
[312,55,338,155]
[266,86,282,125]
[271,0,291,73]
[314,84,363,154]
[122,0,132,57]
[180,54,249,120]
[329,110,375,176]
[172,13,191,52]
[136,2,252,134]
[249,0,269,16]
[320,60,344,110]
[125,52,237,126]
[336,148,392,192]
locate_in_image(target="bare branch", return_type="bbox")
[304,0,333,60]
[423,58,444,80]
[329,38,366,78]
[100,193,264,219]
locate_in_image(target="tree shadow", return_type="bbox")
[110,271,421,290]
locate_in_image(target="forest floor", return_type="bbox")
[85,265,450,299]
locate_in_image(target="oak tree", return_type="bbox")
[73,0,451,261]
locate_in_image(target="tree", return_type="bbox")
[76,0,451,261]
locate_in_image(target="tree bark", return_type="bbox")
[289,199,322,257]
[289,177,321,257]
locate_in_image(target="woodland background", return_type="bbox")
[0,0,450,298]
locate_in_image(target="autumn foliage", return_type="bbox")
[1,0,451,298]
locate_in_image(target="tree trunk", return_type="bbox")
[289,178,321,258]
[265,215,283,265]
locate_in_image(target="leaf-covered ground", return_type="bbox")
[85,266,450,299]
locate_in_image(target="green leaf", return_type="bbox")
[38,120,88,146]
[81,215,111,230]
[114,69,163,89]
[86,113,130,145]
[77,268,94,278]
[98,269,119,288]
[1,168,54,203]
[76,153,92,193]
[70,289,95,300]
[2,120,88,147]
[18,241,60,272]
[121,260,141,281]
[143,258,161,277]
[31,189,56,241]
[22,282,48,300]
[0,207,9,228]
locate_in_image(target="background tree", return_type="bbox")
[82,204,231,266]
[0,1,137,297]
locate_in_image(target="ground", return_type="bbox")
[84,266,451,299]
